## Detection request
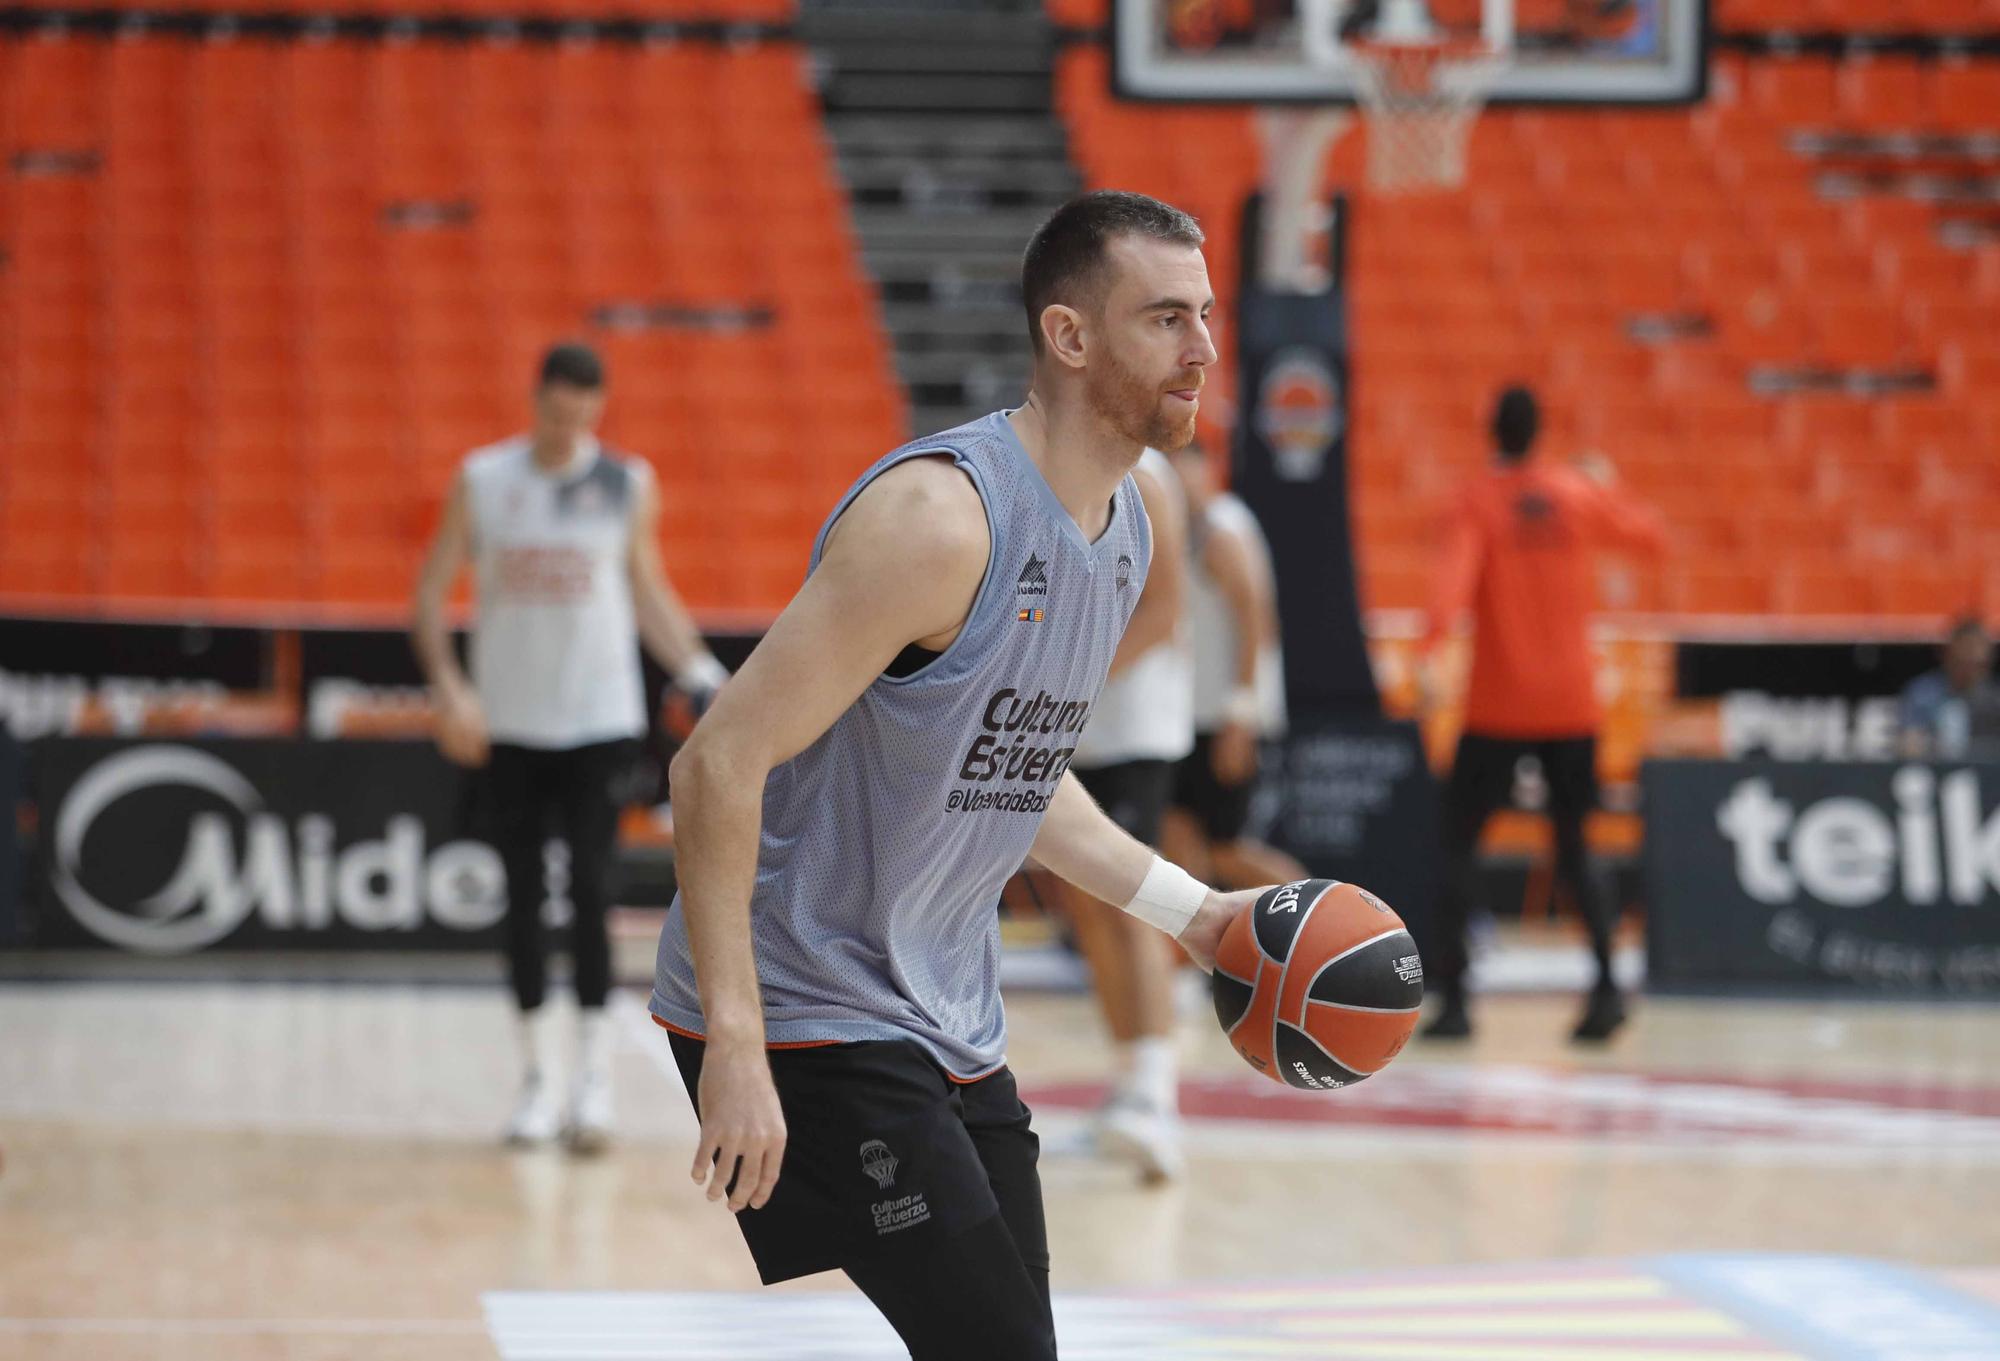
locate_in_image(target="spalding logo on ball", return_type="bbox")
[1211,879,1423,1090]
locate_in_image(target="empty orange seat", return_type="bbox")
[1934,61,2000,132]
[1836,57,1932,129]
[1748,59,1839,120]
[1873,565,1984,618]
[1673,567,1772,615]
[98,536,201,602]
[0,33,892,622]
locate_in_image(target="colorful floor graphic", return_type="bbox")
[1028,1065,2000,1149]
[484,1255,2000,1360]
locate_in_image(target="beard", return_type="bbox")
[1086,344,1199,455]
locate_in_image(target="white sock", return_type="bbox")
[577,1007,612,1090]
[519,1006,561,1089]
[1107,1041,1143,1102]
[1127,1035,1179,1114]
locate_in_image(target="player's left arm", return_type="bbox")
[1104,461,1187,677]
[1570,457,1670,558]
[1414,491,1484,712]
[1419,491,1483,656]
[1201,523,1266,785]
[627,467,729,694]
[1028,770,1261,971]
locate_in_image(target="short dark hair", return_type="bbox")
[1947,614,1990,646]
[1021,190,1204,353]
[538,342,605,390]
[1492,385,1539,461]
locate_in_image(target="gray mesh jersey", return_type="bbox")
[650,412,1152,1077]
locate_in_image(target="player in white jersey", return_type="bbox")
[412,342,728,1153]
[1057,445,1196,1182]
[1164,440,1308,891]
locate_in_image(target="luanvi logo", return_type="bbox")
[1116,554,1133,590]
[1017,554,1049,597]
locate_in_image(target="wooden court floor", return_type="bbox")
[2,968,1997,1360]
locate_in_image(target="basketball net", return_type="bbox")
[1348,36,1502,193]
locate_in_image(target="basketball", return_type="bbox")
[1211,879,1424,1090]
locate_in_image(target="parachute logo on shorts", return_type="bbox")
[858,1138,899,1189]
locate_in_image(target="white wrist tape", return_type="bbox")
[678,654,729,693]
[1222,686,1262,729]
[1122,856,1208,939]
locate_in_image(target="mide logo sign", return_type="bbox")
[49,744,507,954]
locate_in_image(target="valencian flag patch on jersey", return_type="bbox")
[1016,608,1045,623]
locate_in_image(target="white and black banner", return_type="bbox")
[1644,760,2000,994]
[1,731,22,946]
[1266,717,1441,946]
[31,739,505,953]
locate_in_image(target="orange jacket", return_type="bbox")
[1421,459,1667,738]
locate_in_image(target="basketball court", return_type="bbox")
[4,960,1998,1359]
[5,0,2000,1354]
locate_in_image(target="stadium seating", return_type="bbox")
[6,4,1996,625]
[44,0,794,17]
[1054,38,2000,620]
[0,27,899,617]
[1713,0,2000,32]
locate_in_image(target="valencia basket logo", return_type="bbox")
[1255,347,1344,483]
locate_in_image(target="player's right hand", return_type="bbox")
[434,686,490,768]
[1412,655,1441,718]
[661,682,719,745]
[1573,451,1617,487]
[692,1042,787,1213]
[1178,886,1263,974]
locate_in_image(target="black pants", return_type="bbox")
[668,1033,1057,1361]
[1074,758,1174,845]
[1434,733,1616,1000]
[484,740,627,1012]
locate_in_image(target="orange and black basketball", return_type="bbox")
[1211,879,1423,1091]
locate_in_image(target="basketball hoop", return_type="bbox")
[1347,35,1503,193]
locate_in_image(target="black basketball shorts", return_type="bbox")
[1171,730,1256,842]
[1074,757,1175,847]
[664,1029,1049,1288]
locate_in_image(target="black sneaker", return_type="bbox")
[1421,996,1472,1041]
[1570,986,1628,1044]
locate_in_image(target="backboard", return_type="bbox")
[1110,0,1709,105]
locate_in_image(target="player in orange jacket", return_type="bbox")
[1418,386,1667,1043]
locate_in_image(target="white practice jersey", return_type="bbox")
[462,435,648,749]
[1188,491,1287,738]
[1073,448,1195,769]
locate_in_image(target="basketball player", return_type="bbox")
[1163,439,1309,892]
[413,342,728,1152]
[1055,445,1194,1183]
[1417,385,1666,1045]
[649,192,1262,1360]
